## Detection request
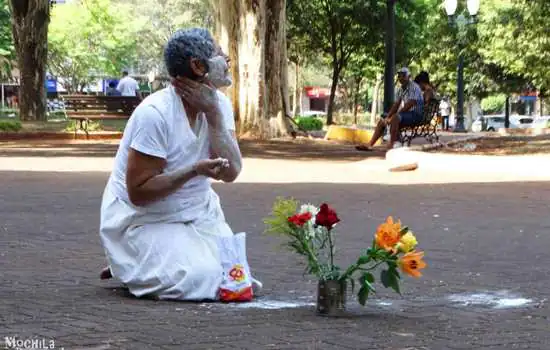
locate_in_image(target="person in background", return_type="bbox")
[439,97,451,131]
[106,81,122,96]
[116,70,142,100]
[414,71,436,104]
[356,67,424,151]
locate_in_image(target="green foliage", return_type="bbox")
[481,94,506,114]
[287,0,386,124]
[64,120,103,132]
[0,108,18,118]
[381,266,401,295]
[46,110,67,121]
[0,0,15,80]
[0,119,22,131]
[478,0,550,94]
[48,0,140,92]
[118,0,213,73]
[410,0,550,103]
[295,117,323,131]
[263,197,299,236]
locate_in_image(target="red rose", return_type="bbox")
[288,212,312,227]
[315,203,340,230]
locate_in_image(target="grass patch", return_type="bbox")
[0,119,23,132]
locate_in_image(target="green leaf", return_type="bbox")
[381,268,401,295]
[361,272,376,293]
[363,272,375,284]
[357,285,369,306]
[356,255,370,265]
[381,269,391,288]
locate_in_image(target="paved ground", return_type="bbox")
[1,140,549,349]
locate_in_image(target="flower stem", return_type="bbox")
[327,229,335,272]
[364,260,386,271]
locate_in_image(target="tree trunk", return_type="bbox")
[504,95,510,129]
[9,0,50,121]
[292,60,302,116]
[353,77,362,125]
[370,74,383,126]
[264,0,291,137]
[214,0,290,139]
[327,60,340,125]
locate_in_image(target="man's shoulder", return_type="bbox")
[133,88,174,118]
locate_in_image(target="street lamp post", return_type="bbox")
[444,0,479,133]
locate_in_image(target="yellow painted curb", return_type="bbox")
[324,125,381,145]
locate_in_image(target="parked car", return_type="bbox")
[472,114,534,132]
[482,115,505,132]
[533,116,550,129]
[511,115,534,129]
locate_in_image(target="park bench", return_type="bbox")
[61,95,140,138]
[399,97,441,146]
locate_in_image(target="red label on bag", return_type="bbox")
[219,286,253,302]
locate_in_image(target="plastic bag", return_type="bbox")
[217,232,254,302]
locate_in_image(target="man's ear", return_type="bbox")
[190,58,208,78]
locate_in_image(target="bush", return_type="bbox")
[481,94,506,114]
[334,112,371,126]
[47,110,67,120]
[64,120,103,132]
[0,119,23,132]
[0,108,19,119]
[295,116,324,131]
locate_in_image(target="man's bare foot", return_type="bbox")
[100,267,113,280]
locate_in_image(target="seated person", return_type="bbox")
[98,28,260,301]
[414,71,436,104]
[356,67,424,151]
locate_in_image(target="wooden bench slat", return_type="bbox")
[61,94,139,139]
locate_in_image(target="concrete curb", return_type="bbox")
[384,146,550,177]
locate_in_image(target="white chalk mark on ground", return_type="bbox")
[447,291,533,309]
[229,299,315,309]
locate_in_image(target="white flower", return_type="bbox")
[299,204,319,215]
[304,221,317,239]
[298,204,319,239]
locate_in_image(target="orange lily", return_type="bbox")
[375,216,402,251]
[399,251,427,278]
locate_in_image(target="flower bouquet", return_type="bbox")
[263,198,426,316]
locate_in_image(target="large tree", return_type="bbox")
[287,0,386,125]
[48,0,138,92]
[478,0,550,112]
[9,0,50,121]
[213,0,291,138]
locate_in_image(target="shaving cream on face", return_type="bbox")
[206,56,232,88]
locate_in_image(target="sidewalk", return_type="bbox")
[1,170,549,349]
